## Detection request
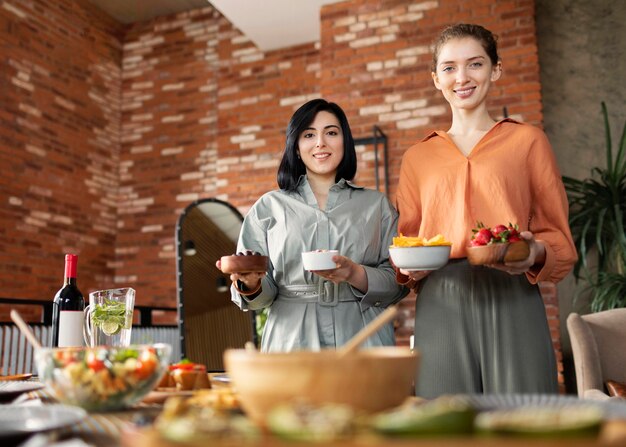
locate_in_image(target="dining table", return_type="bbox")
[1,379,163,447]
[2,377,626,447]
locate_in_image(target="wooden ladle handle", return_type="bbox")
[10,309,43,351]
[338,305,398,358]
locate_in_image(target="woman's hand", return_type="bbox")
[215,259,264,290]
[312,255,368,291]
[399,269,432,282]
[488,231,546,275]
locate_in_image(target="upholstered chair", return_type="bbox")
[566,308,626,400]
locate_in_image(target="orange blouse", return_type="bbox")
[396,119,577,284]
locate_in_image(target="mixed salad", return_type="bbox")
[40,345,166,411]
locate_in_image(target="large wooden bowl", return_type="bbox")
[466,240,530,265]
[224,347,419,426]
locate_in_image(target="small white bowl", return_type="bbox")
[302,250,339,271]
[389,245,451,271]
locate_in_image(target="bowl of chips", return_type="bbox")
[389,235,452,271]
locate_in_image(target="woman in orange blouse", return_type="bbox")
[396,24,577,398]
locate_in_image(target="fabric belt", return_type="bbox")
[277,282,357,307]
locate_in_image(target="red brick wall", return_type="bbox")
[0,0,561,388]
[0,0,123,321]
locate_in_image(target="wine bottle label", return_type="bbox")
[58,311,84,347]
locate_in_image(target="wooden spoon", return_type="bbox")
[337,305,399,358]
[10,309,43,351]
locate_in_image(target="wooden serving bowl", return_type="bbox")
[466,240,530,265]
[224,347,419,426]
[220,254,268,273]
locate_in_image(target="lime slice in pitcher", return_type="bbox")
[102,321,121,336]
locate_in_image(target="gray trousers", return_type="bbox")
[413,260,558,398]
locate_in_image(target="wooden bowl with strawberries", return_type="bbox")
[466,222,530,265]
[466,241,530,265]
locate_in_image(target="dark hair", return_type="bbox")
[277,99,357,191]
[431,23,499,72]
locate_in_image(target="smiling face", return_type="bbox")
[432,37,502,112]
[297,110,344,183]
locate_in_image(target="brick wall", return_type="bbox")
[0,0,561,388]
[0,0,123,321]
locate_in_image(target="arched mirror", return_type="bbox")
[176,198,256,371]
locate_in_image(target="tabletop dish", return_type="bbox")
[0,404,86,438]
[389,245,451,271]
[143,388,196,404]
[224,346,419,427]
[35,343,171,411]
[210,373,231,385]
[302,250,339,271]
[0,380,44,403]
[464,394,626,420]
[158,359,211,391]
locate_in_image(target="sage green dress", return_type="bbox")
[230,176,408,352]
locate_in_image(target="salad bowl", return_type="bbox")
[35,343,171,411]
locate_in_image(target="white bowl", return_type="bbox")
[389,245,451,271]
[302,250,339,270]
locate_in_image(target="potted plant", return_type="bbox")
[562,102,626,312]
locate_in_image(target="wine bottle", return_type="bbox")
[50,254,85,347]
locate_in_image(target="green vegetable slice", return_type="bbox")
[371,396,475,436]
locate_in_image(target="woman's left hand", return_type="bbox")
[313,255,367,290]
[488,231,546,275]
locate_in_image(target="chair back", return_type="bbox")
[567,308,626,397]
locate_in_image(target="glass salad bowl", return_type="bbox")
[35,343,171,411]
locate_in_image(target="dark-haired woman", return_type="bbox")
[217,99,407,352]
[395,24,577,397]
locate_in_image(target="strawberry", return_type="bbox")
[473,228,493,246]
[471,221,523,245]
[491,224,508,240]
[507,223,520,239]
